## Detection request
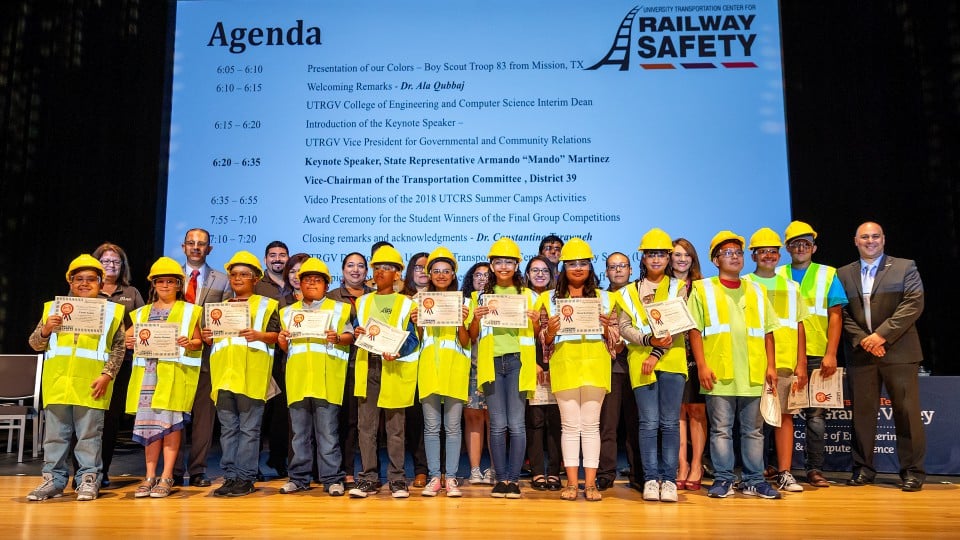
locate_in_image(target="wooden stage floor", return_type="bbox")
[3,475,959,539]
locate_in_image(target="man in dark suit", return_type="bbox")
[837,221,925,492]
[176,228,232,487]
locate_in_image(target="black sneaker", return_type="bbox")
[389,480,410,498]
[348,479,380,498]
[505,482,522,499]
[226,479,255,497]
[490,481,509,498]
[596,477,613,491]
[213,478,238,497]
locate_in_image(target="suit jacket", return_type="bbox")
[837,255,924,365]
[184,262,233,370]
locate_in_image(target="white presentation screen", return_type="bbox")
[163,0,791,283]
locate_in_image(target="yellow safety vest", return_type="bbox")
[469,288,538,396]
[418,296,471,402]
[618,278,688,388]
[126,301,203,414]
[745,274,802,371]
[41,300,124,410]
[209,295,278,403]
[354,293,419,409]
[280,298,352,406]
[777,263,835,356]
[535,289,613,393]
[692,277,768,386]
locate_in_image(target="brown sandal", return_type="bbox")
[150,477,177,498]
[135,478,157,498]
[560,484,578,500]
[584,485,602,502]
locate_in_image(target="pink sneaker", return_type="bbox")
[445,477,462,497]
[422,476,442,497]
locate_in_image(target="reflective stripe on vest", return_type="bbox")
[746,281,766,338]
[700,279,731,337]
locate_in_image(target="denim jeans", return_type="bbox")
[803,356,827,473]
[705,395,764,486]
[634,371,685,483]
[422,393,463,478]
[217,390,265,482]
[43,404,104,488]
[289,397,343,487]
[484,353,526,482]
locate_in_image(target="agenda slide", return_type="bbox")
[162,0,791,283]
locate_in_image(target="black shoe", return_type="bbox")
[190,474,212,488]
[100,475,111,488]
[545,476,562,491]
[490,481,509,498]
[214,478,238,497]
[596,477,613,491]
[505,482,522,499]
[846,473,874,486]
[226,479,255,497]
[902,477,923,492]
[531,476,547,491]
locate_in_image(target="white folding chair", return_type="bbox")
[0,354,44,462]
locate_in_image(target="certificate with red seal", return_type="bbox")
[53,296,106,334]
[417,291,463,327]
[205,301,250,337]
[808,368,844,409]
[133,322,180,359]
[643,297,696,338]
[556,297,602,335]
[355,317,408,357]
[480,294,527,329]
[286,309,332,339]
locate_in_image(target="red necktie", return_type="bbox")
[185,269,199,303]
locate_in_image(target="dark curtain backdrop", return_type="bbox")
[2,1,957,372]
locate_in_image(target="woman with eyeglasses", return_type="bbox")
[523,256,562,491]
[667,238,707,491]
[400,251,431,487]
[461,261,495,486]
[537,238,617,502]
[124,257,203,498]
[469,237,539,499]
[617,229,689,503]
[92,242,144,487]
[280,253,311,307]
[410,247,471,497]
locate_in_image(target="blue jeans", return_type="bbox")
[484,353,526,482]
[289,397,343,487]
[705,395,764,486]
[217,390,265,482]
[634,371,685,483]
[803,356,827,473]
[42,404,104,488]
[422,393,464,478]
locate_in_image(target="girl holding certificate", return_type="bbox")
[124,257,203,498]
[412,247,471,497]
[617,229,688,502]
[468,237,539,499]
[537,238,617,502]
[461,262,495,486]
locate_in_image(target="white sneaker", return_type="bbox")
[327,483,345,497]
[643,480,660,501]
[482,468,496,485]
[468,468,484,484]
[660,480,678,502]
[445,477,462,497]
[75,473,100,501]
[27,473,63,501]
[422,476,442,497]
[776,471,804,492]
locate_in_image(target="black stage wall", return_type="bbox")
[1,1,957,373]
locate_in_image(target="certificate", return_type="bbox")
[808,368,844,409]
[205,302,250,338]
[786,375,810,410]
[480,294,528,329]
[528,375,557,406]
[54,296,106,334]
[287,309,332,339]
[355,317,409,357]
[133,322,180,359]
[417,291,463,327]
[556,297,602,335]
[643,297,696,338]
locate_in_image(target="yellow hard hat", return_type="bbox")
[224,250,264,277]
[147,256,186,281]
[709,230,746,258]
[65,254,104,283]
[784,220,818,242]
[638,228,673,252]
[297,257,331,283]
[487,237,521,260]
[748,228,783,250]
[370,245,405,271]
[426,246,458,272]
[559,237,594,261]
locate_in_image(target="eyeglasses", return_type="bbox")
[472,272,489,280]
[717,249,744,259]
[541,244,562,253]
[644,251,670,259]
[153,278,180,286]
[99,259,122,267]
[70,275,100,284]
[606,263,630,271]
[413,265,426,272]
[183,241,209,247]
[529,268,551,275]
[753,248,779,256]
[373,264,398,273]
[430,268,453,276]
[229,272,255,280]
[564,260,591,269]
[491,259,517,268]
[344,262,367,270]
[787,240,814,252]
[301,275,326,284]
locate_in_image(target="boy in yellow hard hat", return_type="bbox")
[27,255,126,501]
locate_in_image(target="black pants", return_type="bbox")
[526,402,561,477]
[598,370,639,484]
